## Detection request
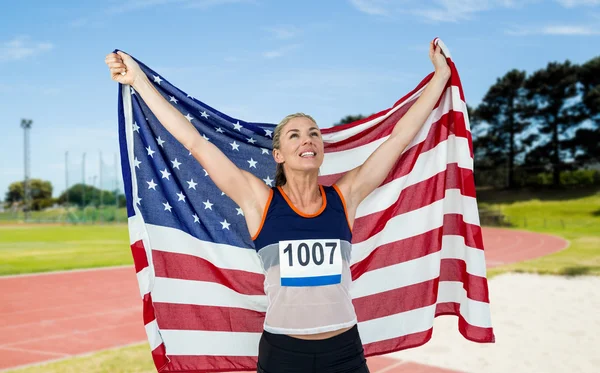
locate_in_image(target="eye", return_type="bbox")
[311,132,320,137]
[290,133,298,138]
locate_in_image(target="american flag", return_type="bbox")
[117,39,494,373]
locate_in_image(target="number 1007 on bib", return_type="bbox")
[278,239,343,287]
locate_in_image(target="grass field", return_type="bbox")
[6,343,156,373]
[0,224,131,275]
[479,187,600,277]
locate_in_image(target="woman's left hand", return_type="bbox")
[429,40,451,79]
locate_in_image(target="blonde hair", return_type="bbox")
[273,113,318,187]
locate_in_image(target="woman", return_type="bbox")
[105,41,450,373]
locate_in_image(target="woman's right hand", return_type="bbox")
[105,51,143,86]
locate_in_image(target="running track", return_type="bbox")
[0,227,568,372]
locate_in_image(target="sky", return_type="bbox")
[1,0,599,198]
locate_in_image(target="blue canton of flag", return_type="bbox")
[118,51,276,250]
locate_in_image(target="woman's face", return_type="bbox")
[274,117,324,173]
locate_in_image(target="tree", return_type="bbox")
[523,61,582,186]
[568,56,600,164]
[5,179,54,210]
[334,114,368,126]
[471,70,531,188]
[57,183,125,208]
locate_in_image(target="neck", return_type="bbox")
[281,171,321,207]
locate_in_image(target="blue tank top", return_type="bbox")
[252,185,357,335]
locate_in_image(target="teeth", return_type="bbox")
[300,152,315,157]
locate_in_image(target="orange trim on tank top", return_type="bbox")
[251,188,274,241]
[277,185,327,218]
[332,184,353,233]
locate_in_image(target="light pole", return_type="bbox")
[21,119,33,221]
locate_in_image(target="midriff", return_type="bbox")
[288,325,354,340]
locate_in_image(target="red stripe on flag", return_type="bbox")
[436,302,495,343]
[152,250,265,295]
[440,259,490,303]
[143,292,157,325]
[153,303,265,332]
[350,165,477,243]
[131,239,149,273]
[363,329,433,357]
[159,354,258,373]
[319,109,470,187]
[353,280,437,321]
[152,343,170,372]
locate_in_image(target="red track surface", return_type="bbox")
[0,227,568,372]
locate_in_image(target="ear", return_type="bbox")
[273,148,285,164]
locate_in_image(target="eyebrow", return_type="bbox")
[286,127,320,135]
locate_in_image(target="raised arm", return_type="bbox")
[336,41,451,225]
[105,51,270,235]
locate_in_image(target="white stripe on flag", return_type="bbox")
[152,277,268,311]
[161,330,262,356]
[321,86,468,176]
[321,85,427,143]
[357,304,436,345]
[145,319,163,351]
[352,190,480,265]
[437,281,492,328]
[356,135,473,218]
[145,224,263,274]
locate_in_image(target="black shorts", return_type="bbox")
[257,325,370,373]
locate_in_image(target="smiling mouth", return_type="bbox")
[300,151,316,158]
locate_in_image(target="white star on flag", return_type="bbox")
[216,127,224,133]
[261,149,270,155]
[163,202,172,212]
[154,75,163,85]
[146,146,155,158]
[134,195,141,205]
[263,176,273,186]
[220,219,231,230]
[177,192,186,202]
[185,113,194,122]
[247,158,257,168]
[203,169,209,176]
[171,158,182,169]
[156,136,165,147]
[130,87,135,95]
[202,134,210,141]
[187,179,198,189]
[201,111,209,118]
[203,200,213,210]
[193,214,200,223]
[169,96,178,104]
[160,169,171,180]
[233,121,242,131]
[230,141,240,151]
[134,157,141,168]
[247,137,256,144]
[147,179,157,190]
[236,207,244,216]
[264,129,273,137]
[133,122,140,133]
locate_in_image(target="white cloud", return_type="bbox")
[263,25,301,40]
[0,36,53,62]
[556,0,600,7]
[263,44,300,59]
[107,0,254,14]
[350,0,537,22]
[349,0,390,16]
[506,24,600,35]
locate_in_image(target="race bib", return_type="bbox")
[278,239,342,287]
